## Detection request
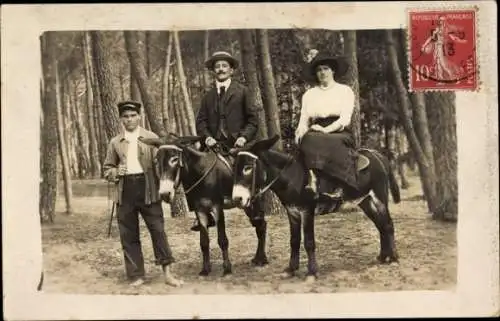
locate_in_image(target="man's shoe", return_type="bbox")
[129,277,145,287]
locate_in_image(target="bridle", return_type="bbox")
[235,150,294,204]
[155,144,218,194]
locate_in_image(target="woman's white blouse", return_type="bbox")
[295,82,355,140]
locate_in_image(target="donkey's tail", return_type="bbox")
[388,167,401,204]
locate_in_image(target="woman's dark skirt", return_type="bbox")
[299,129,359,190]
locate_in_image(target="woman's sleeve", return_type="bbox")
[337,86,355,129]
[295,92,310,140]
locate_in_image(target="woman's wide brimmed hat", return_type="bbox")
[308,54,349,79]
[204,51,239,70]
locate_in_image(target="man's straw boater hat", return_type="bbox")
[204,51,240,70]
[117,101,141,115]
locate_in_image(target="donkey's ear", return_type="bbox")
[250,135,280,153]
[139,137,165,147]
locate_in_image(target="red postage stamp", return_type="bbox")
[408,8,478,91]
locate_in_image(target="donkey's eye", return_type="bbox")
[242,165,253,176]
[168,156,179,167]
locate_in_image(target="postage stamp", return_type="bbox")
[408,8,478,91]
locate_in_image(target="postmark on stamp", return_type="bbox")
[408,8,478,91]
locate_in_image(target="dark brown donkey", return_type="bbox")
[140,135,268,276]
[231,135,400,283]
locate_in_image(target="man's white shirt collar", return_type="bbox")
[216,78,231,94]
[124,127,140,141]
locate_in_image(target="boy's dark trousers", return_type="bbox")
[117,173,175,280]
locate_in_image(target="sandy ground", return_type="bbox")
[41,174,457,295]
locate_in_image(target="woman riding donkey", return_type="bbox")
[295,52,360,207]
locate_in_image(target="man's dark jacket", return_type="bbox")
[195,80,259,148]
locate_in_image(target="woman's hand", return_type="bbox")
[323,122,345,133]
[310,124,328,133]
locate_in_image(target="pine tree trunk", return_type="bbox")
[144,31,153,132]
[203,30,211,90]
[94,86,107,166]
[71,80,91,178]
[56,62,73,215]
[238,29,267,140]
[119,70,126,101]
[173,31,196,135]
[158,31,189,217]
[130,75,147,128]
[340,30,361,148]
[254,29,285,216]
[40,32,59,223]
[60,80,77,178]
[90,31,121,138]
[386,30,438,212]
[171,67,184,136]
[409,92,436,202]
[161,31,173,132]
[130,76,142,102]
[425,92,458,221]
[130,31,144,106]
[145,31,152,78]
[88,34,107,167]
[239,29,284,215]
[59,80,72,178]
[124,31,167,137]
[256,29,282,150]
[82,32,101,178]
[395,127,410,189]
[170,57,188,136]
[168,70,178,134]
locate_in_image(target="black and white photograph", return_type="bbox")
[2,2,498,319]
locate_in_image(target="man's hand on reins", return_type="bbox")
[234,136,247,147]
[205,136,217,148]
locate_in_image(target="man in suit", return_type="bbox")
[103,101,183,287]
[193,51,264,230]
[196,51,258,151]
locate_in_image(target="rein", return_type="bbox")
[183,153,218,194]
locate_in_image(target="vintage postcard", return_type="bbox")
[2,2,498,319]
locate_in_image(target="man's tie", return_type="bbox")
[218,85,228,140]
[219,86,226,99]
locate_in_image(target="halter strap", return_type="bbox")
[251,154,294,202]
[237,151,259,159]
[236,150,294,203]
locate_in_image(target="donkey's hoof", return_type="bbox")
[377,253,399,264]
[251,256,269,267]
[222,265,233,276]
[199,268,211,276]
[304,274,317,284]
[279,269,295,279]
